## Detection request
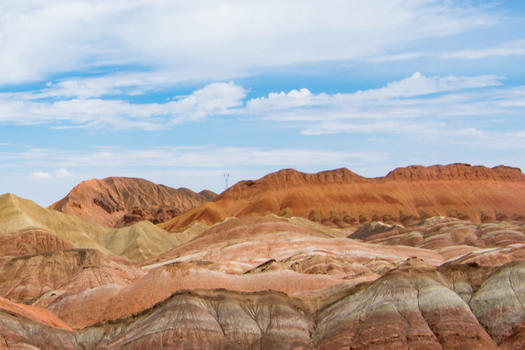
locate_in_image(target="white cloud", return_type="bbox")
[367,51,434,63]
[32,171,52,179]
[0,72,520,139]
[31,168,72,179]
[0,146,389,205]
[0,1,496,85]
[0,81,245,129]
[247,88,323,113]
[442,39,525,59]
[2,146,383,170]
[245,73,507,122]
[169,82,246,124]
[360,72,503,99]
[239,73,525,142]
[247,73,503,113]
[55,168,71,177]
[30,70,247,100]
[370,39,525,62]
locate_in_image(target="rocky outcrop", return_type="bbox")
[77,289,314,350]
[0,296,72,331]
[2,163,525,349]
[0,230,74,263]
[349,221,404,240]
[146,216,444,274]
[470,262,525,343]
[4,263,525,349]
[50,177,216,227]
[0,310,78,349]
[160,164,525,231]
[0,248,145,330]
[354,217,525,256]
[0,249,143,304]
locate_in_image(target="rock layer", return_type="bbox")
[0,193,179,261]
[3,263,525,349]
[160,164,525,231]
[1,164,525,349]
[50,176,216,227]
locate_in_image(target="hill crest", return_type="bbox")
[50,176,216,227]
[161,163,525,231]
[0,193,179,261]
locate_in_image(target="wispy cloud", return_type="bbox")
[32,168,71,179]
[0,146,388,204]
[4,146,383,170]
[370,39,525,62]
[442,39,525,59]
[246,72,503,113]
[32,171,52,179]
[0,82,245,129]
[244,73,520,139]
[0,72,513,132]
[234,72,525,151]
[0,1,497,85]
[0,72,522,140]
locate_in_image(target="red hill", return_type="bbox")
[160,163,525,231]
[50,176,216,227]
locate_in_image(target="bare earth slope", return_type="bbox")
[1,213,525,348]
[3,164,525,348]
[50,176,216,227]
[3,263,525,349]
[0,193,179,261]
[161,163,525,231]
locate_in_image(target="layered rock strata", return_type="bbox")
[50,176,216,227]
[2,263,525,349]
[161,164,525,231]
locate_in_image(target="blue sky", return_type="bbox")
[1,0,525,205]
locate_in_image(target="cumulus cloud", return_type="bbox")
[245,73,507,122]
[169,82,246,124]
[247,73,503,111]
[0,1,496,85]
[239,72,525,142]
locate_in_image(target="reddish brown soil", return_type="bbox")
[160,163,525,232]
[0,230,74,262]
[0,296,72,331]
[2,164,525,349]
[50,176,216,227]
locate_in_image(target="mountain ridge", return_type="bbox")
[160,163,525,231]
[50,176,216,227]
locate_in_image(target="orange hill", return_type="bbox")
[160,163,525,232]
[50,176,216,227]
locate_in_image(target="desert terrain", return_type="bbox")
[2,163,525,349]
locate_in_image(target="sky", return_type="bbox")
[1,0,525,205]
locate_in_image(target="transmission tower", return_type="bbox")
[224,173,230,190]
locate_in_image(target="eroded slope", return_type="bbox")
[0,193,179,261]
[161,164,525,231]
[50,177,216,227]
